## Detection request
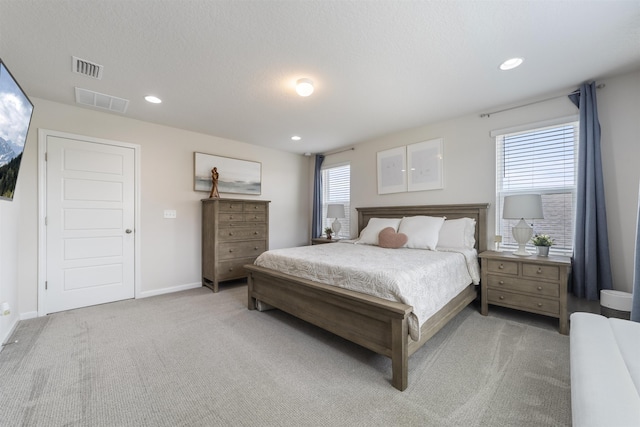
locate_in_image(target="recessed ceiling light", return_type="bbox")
[295,78,314,97]
[499,58,524,71]
[145,95,162,104]
[291,136,302,141]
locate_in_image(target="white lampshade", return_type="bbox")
[327,204,345,237]
[502,194,544,220]
[503,194,544,256]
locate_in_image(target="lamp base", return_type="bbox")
[331,218,342,238]
[511,219,533,257]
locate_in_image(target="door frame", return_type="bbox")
[37,129,141,316]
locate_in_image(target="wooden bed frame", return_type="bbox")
[245,203,489,391]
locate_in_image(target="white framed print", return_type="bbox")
[407,138,443,192]
[377,146,407,194]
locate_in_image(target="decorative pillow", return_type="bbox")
[437,218,476,249]
[356,217,402,245]
[378,227,408,249]
[398,216,445,250]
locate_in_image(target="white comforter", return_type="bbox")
[254,242,480,341]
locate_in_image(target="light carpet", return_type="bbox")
[0,284,571,426]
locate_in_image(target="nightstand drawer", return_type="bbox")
[486,259,519,275]
[485,275,560,297]
[487,289,560,316]
[522,263,560,281]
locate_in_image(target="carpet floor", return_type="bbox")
[0,284,571,426]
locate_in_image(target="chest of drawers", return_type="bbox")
[479,251,571,334]
[202,198,270,292]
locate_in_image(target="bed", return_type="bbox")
[245,203,489,391]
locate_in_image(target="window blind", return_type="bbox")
[496,122,578,254]
[322,163,351,238]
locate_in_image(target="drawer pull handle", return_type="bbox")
[229,215,234,220]
[229,249,233,253]
[254,231,258,235]
[499,264,504,269]
[254,206,258,209]
[537,268,542,274]
[254,216,258,219]
[499,280,504,285]
[499,296,505,300]
[229,232,233,236]
[537,302,543,307]
[537,286,543,291]
[228,267,234,271]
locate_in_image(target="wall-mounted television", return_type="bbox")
[0,59,34,201]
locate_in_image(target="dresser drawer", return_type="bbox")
[486,259,519,275]
[244,212,267,222]
[218,241,266,260]
[244,202,266,213]
[485,275,560,297]
[487,289,560,316]
[218,201,245,213]
[522,263,560,281]
[218,212,246,222]
[217,257,256,281]
[219,225,267,241]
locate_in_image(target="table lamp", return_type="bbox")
[327,204,345,238]
[502,194,543,256]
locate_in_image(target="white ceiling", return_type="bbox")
[1,1,639,155]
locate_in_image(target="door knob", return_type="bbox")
[125,229,133,234]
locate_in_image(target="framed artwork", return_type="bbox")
[377,146,407,194]
[407,138,444,192]
[194,152,261,195]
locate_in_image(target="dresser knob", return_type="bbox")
[537,302,543,307]
[229,232,233,236]
[537,286,543,291]
[229,249,233,253]
[254,206,258,209]
[499,280,504,285]
[537,268,542,274]
[254,231,258,235]
[499,296,505,300]
[229,215,234,220]
[228,267,233,271]
[254,247,258,250]
[499,264,504,269]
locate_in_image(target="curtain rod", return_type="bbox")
[480,83,605,118]
[324,147,355,156]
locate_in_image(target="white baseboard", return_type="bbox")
[137,282,202,299]
[0,317,20,353]
[20,311,38,320]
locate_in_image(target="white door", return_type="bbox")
[44,134,136,314]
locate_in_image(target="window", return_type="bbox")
[322,163,351,238]
[495,118,578,254]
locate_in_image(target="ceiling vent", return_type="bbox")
[72,56,104,79]
[75,87,129,114]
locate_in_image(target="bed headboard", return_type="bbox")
[356,204,490,253]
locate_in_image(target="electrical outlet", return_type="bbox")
[163,210,177,219]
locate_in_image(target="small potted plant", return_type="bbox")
[324,227,333,240]
[531,234,554,256]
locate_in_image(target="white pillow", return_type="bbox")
[437,218,476,249]
[398,216,445,250]
[356,218,402,245]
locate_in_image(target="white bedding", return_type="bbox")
[253,242,480,341]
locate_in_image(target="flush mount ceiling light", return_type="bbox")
[499,57,524,71]
[145,95,162,104]
[291,136,302,141]
[295,78,314,97]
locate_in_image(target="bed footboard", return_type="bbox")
[246,264,412,390]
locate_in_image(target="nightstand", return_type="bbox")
[311,237,341,245]
[479,250,571,334]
